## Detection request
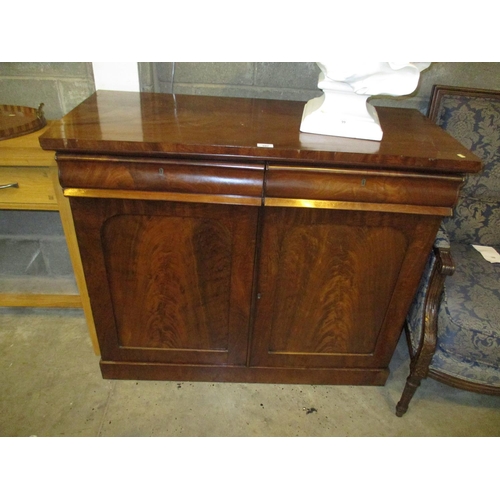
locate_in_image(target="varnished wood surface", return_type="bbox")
[63,188,263,207]
[264,197,451,216]
[0,166,58,210]
[56,154,464,212]
[70,197,258,366]
[100,361,390,385]
[0,104,46,141]
[265,165,463,208]
[57,155,264,200]
[250,208,442,369]
[0,124,54,166]
[49,163,100,355]
[39,91,482,174]
[0,293,82,308]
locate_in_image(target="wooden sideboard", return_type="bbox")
[0,125,99,354]
[39,90,482,384]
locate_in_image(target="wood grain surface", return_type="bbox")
[70,196,259,367]
[40,91,482,173]
[250,207,441,369]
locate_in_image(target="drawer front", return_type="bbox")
[0,167,57,209]
[58,156,265,198]
[265,165,464,214]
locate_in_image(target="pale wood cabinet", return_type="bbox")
[0,126,99,353]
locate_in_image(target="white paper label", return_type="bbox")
[472,245,500,263]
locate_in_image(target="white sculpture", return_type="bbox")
[300,62,431,141]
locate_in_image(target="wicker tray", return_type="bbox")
[0,103,46,141]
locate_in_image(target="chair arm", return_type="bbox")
[411,246,455,377]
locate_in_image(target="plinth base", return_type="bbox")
[300,93,383,141]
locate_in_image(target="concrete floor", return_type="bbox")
[1,306,499,437]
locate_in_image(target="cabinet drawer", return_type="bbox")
[265,165,464,216]
[0,167,57,209]
[58,156,265,197]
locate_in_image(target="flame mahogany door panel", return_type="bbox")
[69,197,259,366]
[250,207,441,369]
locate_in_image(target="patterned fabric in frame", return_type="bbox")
[405,86,500,404]
[434,93,500,245]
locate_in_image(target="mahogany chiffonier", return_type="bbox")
[39,90,482,384]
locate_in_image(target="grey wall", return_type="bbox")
[139,62,322,102]
[371,62,500,113]
[139,62,500,115]
[1,62,500,120]
[0,62,95,120]
[1,62,499,288]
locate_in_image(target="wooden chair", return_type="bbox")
[396,85,500,416]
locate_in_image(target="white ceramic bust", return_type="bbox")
[300,62,431,141]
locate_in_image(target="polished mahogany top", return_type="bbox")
[39,90,481,174]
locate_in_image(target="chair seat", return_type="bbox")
[431,346,500,388]
[434,242,500,385]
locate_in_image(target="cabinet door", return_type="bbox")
[70,197,259,366]
[250,207,440,369]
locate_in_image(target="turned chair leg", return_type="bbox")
[395,247,454,417]
[396,373,423,417]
